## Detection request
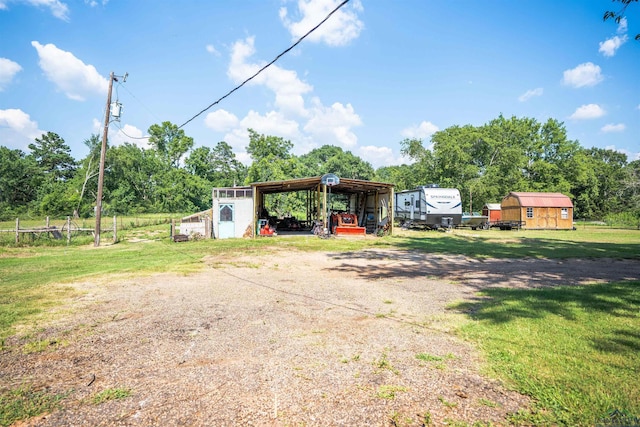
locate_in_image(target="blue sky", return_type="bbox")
[1,0,638,168]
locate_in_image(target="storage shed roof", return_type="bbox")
[483,203,501,211]
[505,192,573,208]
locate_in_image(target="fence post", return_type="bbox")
[67,216,71,244]
[170,219,175,240]
[205,215,211,238]
[113,216,117,243]
[46,216,50,228]
[15,217,19,244]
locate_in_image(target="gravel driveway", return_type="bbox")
[2,249,639,426]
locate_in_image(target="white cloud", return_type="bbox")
[599,16,629,57]
[113,124,149,149]
[92,118,148,149]
[357,145,396,167]
[617,17,628,34]
[280,0,364,47]
[562,62,603,88]
[400,121,439,139]
[599,35,628,57]
[0,58,22,90]
[84,0,108,7]
[206,44,220,56]
[601,123,626,133]
[31,41,108,101]
[569,103,606,120]
[239,110,301,140]
[304,99,361,148]
[204,109,239,132]
[1,0,70,20]
[606,145,639,161]
[0,108,45,150]
[518,87,543,102]
[227,37,312,115]
[213,35,364,162]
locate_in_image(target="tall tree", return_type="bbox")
[299,145,374,180]
[0,147,41,218]
[621,160,640,214]
[148,121,194,168]
[185,142,247,187]
[28,131,77,182]
[246,128,293,161]
[245,129,300,184]
[104,143,163,213]
[399,137,436,189]
[71,134,102,216]
[374,164,416,192]
[572,147,627,219]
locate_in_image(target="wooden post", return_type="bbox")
[46,216,50,228]
[15,217,19,244]
[323,184,328,231]
[170,219,175,240]
[66,216,71,244]
[113,216,117,243]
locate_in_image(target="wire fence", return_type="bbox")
[0,215,176,246]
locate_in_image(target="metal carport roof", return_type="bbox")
[250,176,394,195]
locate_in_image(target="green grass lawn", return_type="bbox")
[1,224,639,425]
[454,281,640,426]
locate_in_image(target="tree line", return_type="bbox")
[1,115,638,223]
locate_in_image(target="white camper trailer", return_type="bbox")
[395,185,462,229]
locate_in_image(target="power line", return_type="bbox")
[114,122,149,140]
[178,0,350,130]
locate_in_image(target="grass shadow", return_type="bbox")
[394,234,640,259]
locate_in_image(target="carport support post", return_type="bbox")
[316,184,321,224]
[323,184,328,231]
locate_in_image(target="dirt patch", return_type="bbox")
[2,249,638,426]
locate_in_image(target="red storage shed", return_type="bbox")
[482,203,502,224]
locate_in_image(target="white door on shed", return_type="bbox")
[218,204,235,239]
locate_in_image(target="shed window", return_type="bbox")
[526,207,534,218]
[220,204,234,222]
[561,208,568,219]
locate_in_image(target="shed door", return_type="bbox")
[218,204,235,239]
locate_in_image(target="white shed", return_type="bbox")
[212,187,254,239]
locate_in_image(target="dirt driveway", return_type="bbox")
[2,249,639,426]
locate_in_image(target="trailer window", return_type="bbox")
[561,208,568,219]
[526,207,534,218]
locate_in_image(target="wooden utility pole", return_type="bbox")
[95,72,115,247]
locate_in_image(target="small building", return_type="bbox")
[210,177,394,239]
[212,187,254,239]
[501,192,573,230]
[482,203,502,224]
[179,210,213,238]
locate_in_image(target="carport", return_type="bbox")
[251,176,394,237]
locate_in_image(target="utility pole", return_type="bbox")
[95,72,126,246]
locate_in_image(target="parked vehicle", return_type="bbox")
[395,185,462,229]
[460,212,489,230]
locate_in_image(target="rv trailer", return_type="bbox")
[395,185,463,229]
